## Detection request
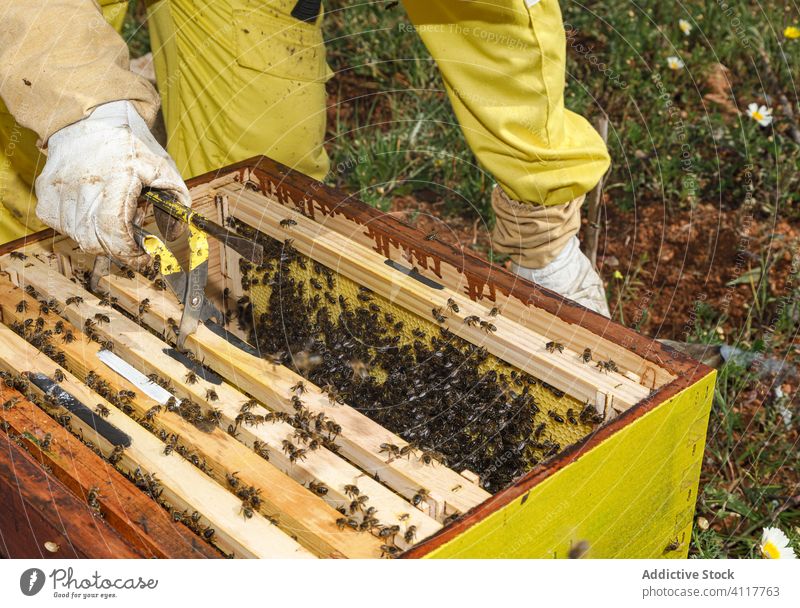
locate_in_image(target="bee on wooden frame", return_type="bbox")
[411,488,429,506]
[9,251,27,260]
[185,370,198,385]
[431,307,446,323]
[580,348,592,363]
[380,544,400,558]
[279,218,297,228]
[596,359,619,374]
[445,298,459,314]
[479,320,497,333]
[308,481,328,496]
[40,433,52,451]
[545,341,564,354]
[15,300,27,313]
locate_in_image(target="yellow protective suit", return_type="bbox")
[0,0,609,267]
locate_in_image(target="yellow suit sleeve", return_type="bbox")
[0,0,160,146]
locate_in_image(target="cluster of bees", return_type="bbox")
[331,483,417,557]
[225,217,604,493]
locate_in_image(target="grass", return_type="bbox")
[123,0,799,558]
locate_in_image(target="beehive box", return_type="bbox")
[0,156,715,559]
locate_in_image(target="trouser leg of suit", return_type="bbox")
[145,0,331,181]
[401,0,610,268]
[0,0,130,245]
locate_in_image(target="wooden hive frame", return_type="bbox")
[0,156,715,558]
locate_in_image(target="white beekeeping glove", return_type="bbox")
[35,100,190,268]
[512,236,611,318]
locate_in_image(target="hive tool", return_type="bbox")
[90,188,263,350]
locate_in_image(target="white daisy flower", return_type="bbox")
[666,56,685,70]
[679,19,692,35]
[759,527,797,559]
[746,102,774,127]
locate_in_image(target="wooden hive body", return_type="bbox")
[0,156,715,558]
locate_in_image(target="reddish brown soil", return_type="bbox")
[378,192,799,344]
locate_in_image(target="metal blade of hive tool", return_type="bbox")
[176,224,223,350]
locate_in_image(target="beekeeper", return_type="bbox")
[0,0,611,315]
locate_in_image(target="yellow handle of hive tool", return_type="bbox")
[139,233,182,276]
[188,224,209,271]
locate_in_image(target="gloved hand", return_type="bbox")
[35,100,190,268]
[512,236,611,317]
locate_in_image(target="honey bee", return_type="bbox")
[344,484,360,498]
[463,315,480,327]
[596,359,619,373]
[291,381,306,395]
[185,370,198,385]
[580,348,592,363]
[253,440,270,460]
[205,389,218,402]
[9,251,27,260]
[380,544,401,558]
[65,295,84,306]
[52,369,65,382]
[226,471,241,489]
[445,298,459,313]
[545,341,564,354]
[40,433,52,451]
[424,230,438,241]
[15,300,27,313]
[404,525,417,543]
[349,495,369,513]
[308,481,328,496]
[479,320,497,333]
[279,218,297,228]
[97,295,118,307]
[411,488,429,506]
[108,445,125,464]
[548,410,565,424]
[431,307,446,323]
[488,306,499,317]
[94,313,110,324]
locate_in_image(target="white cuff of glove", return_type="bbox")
[35,100,190,267]
[512,236,611,317]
